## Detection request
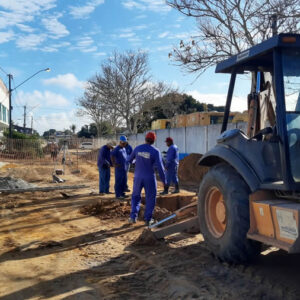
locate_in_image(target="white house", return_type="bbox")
[0,78,9,136]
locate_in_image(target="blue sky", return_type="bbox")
[0,0,248,134]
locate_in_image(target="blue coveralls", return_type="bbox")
[97,145,112,193]
[166,144,179,186]
[125,144,133,190]
[111,145,127,197]
[127,144,166,221]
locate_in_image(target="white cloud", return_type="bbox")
[135,14,147,19]
[82,46,97,53]
[43,73,86,90]
[0,0,56,29]
[167,32,191,40]
[93,52,106,57]
[16,24,35,33]
[158,31,169,38]
[0,31,14,43]
[42,15,69,39]
[156,45,172,52]
[16,33,46,49]
[186,91,247,112]
[0,0,56,12]
[41,41,71,52]
[18,90,70,107]
[69,0,104,19]
[119,32,135,38]
[0,11,34,30]
[34,110,92,135]
[122,0,171,13]
[128,37,142,44]
[72,36,97,53]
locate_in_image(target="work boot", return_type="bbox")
[144,218,155,227]
[172,184,180,194]
[160,185,169,195]
[128,217,137,224]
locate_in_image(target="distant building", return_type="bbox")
[13,125,34,135]
[0,78,9,136]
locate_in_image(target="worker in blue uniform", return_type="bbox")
[124,139,133,192]
[111,136,128,199]
[97,142,114,194]
[127,132,166,226]
[160,137,179,194]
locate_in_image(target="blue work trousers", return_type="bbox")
[99,167,110,193]
[114,168,127,197]
[125,164,130,190]
[130,177,157,221]
[166,165,179,186]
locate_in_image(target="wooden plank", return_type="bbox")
[151,216,199,239]
[0,184,89,194]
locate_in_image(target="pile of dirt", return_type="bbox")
[79,200,171,221]
[133,228,161,246]
[141,205,171,221]
[80,200,131,219]
[178,153,210,183]
[3,166,53,183]
[0,176,35,190]
[78,163,98,181]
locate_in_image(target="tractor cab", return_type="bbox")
[198,34,300,263]
[201,33,300,193]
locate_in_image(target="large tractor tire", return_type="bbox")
[198,163,261,263]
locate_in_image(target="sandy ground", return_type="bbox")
[0,160,300,299]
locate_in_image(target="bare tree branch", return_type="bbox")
[167,0,300,73]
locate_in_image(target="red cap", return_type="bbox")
[146,132,156,142]
[165,137,173,143]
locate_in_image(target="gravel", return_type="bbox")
[0,176,35,190]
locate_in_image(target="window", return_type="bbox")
[2,106,6,122]
[282,49,300,182]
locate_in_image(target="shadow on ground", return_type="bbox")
[1,224,300,300]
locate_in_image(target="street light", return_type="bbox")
[8,68,51,137]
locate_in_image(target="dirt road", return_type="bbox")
[0,162,300,299]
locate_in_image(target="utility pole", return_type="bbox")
[31,116,33,134]
[8,74,13,138]
[7,68,50,138]
[23,105,27,129]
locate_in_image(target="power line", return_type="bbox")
[0,66,8,76]
[11,77,24,107]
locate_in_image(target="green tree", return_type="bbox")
[70,124,76,134]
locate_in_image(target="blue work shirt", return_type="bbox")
[111,145,127,170]
[97,145,112,169]
[166,144,179,169]
[125,144,133,156]
[127,143,166,184]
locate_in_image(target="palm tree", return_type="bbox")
[70,124,76,134]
